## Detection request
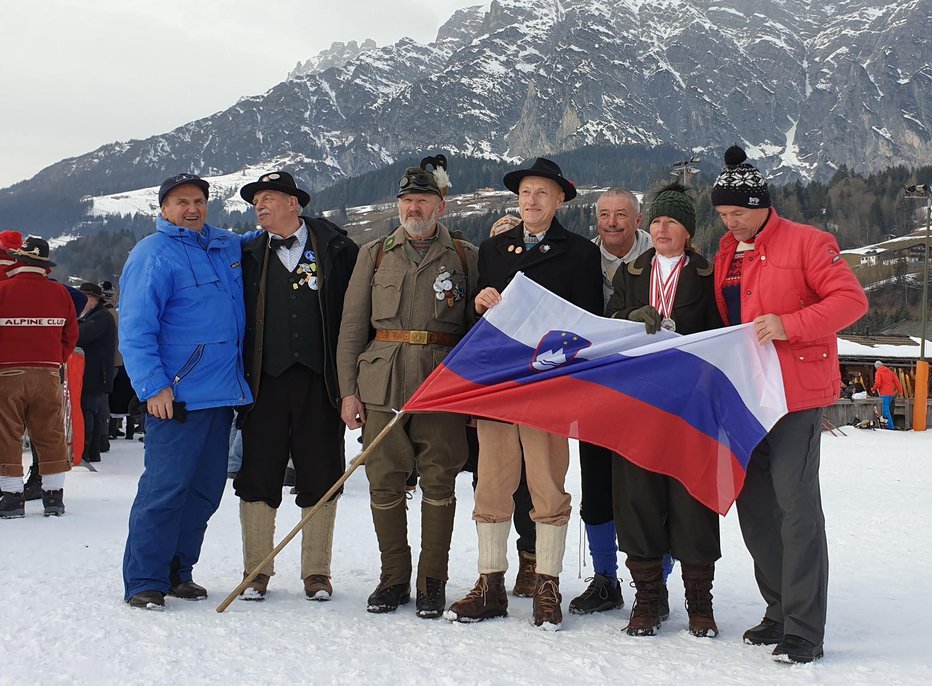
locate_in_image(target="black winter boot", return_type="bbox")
[0,491,25,519]
[41,489,65,517]
[23,465,43,502]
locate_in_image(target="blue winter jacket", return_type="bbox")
[119,217,252,411]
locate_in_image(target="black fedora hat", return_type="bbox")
[9,236,56,267]
[240,171,311,207]
[158,173,210,206]
[503,157,576,201]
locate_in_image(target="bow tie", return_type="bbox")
[270,235,297,251]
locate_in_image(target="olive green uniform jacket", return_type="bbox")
[336,223,479,412]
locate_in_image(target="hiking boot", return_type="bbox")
[0,492,25,519]
[23,466,42,501]
[512,550,537,597]
[532,574,563,630]
[569,573,623,615]
[304,575,333,601]
[239,573,271,601]
[41,489,65,517]
[445,572,508,622]
[127,590,165,610]
[415,578,446,619]
[743,617,784,645]
[682,563,718,638]
[772,634,824,663]
[625,558,663,636]
[366,580,411,613]
[168,580,207,600]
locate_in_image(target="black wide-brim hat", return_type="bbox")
[503,157,576,201]
[9,236,55,267]
[240,171,311,207]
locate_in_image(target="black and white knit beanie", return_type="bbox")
[711,145,771,209]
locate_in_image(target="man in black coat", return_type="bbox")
[447,158,602,630]
[233,171,358,602]
[77,282,117,463]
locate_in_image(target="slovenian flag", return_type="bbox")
[403,273,788,515]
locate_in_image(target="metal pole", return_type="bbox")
[912,194,930,431]
[920,196,930,361]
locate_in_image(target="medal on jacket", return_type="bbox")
[650,255,685,332]
[295,258,319,291]
[433,266,463,308]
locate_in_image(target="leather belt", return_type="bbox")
[374,329,462,346]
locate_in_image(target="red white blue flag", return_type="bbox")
[403,273,788,514]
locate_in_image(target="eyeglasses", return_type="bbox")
[399,173,437,190]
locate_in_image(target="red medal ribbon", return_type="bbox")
[649,255,685,319]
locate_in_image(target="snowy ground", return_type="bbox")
[4,426,931,685]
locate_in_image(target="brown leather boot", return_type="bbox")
[625,558,663,636]
[303,575,333,601]
[532,574,563,629]
[445,572,508,622]
[512,551,537,597]
[682,563,718,637]
[240,573,271,601]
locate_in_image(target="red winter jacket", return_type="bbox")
[0,270,79,368]
[714,210,868,412]
[871,365,902,396]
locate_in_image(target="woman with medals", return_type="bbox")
[605,183,723,639]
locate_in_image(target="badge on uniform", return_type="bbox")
[434,265,464,307]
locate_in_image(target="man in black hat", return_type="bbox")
[0,237,78,517]
[446,158,602,630]
[76,282,116,464]
[233,171,358,602]
[337,156,478,618]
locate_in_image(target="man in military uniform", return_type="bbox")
[234,171,358,602]
[337,155,478,618]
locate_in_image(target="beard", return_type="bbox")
[400,209,439,239]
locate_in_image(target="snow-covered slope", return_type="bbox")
[3,428,930,684]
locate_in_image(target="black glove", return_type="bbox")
[628,305,663,334]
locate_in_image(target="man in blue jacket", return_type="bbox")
[120,173,252,609]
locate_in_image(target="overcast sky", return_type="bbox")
[0,0,482,189]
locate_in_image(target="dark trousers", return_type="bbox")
[579,442,614,525]
[234,366,344,509]
[81,392,108,461]
[122,406,232,600]
[736,407,828,645]
[612,454,720,565]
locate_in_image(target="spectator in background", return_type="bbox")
[0,237,78,517]
[871,360,903,430]
[77,282,116,464]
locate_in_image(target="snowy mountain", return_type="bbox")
[2,0,930,235]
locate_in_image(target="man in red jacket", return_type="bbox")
[0,237,79,517]
[871,360,903,430]
[711,146,868,663]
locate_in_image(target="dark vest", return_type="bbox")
[261,244,324,378]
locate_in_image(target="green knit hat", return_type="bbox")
[646,182,696,236]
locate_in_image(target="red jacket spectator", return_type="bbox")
[0,270,78,367]
[872,363,903,396]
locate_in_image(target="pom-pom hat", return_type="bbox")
[711,146,771,209]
